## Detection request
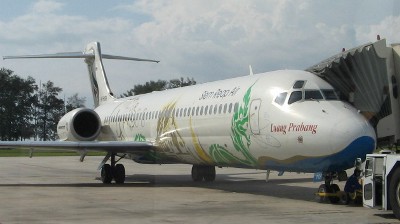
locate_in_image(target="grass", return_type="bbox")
[0,148,106,157]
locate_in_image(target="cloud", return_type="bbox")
[126,0,361,78]
[356,15,400,44]
[0,0,398,106]
[31,0,64,14]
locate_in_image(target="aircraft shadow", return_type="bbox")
[124,173,318,202]
[0,172,320,202]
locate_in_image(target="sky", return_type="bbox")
[0,0,399,107]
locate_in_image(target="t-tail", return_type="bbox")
[3,42,159,107]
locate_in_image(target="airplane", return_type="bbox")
[1,42,376,194]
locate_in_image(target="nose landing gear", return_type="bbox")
[315,171,350,204]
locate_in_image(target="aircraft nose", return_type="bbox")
[330,115,376,157]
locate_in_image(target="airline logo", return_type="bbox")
[199,86,241,100]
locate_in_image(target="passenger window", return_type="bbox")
[228,103,233,113]
[293,80,305,89]
[288,91,302,104]
[223,104,227,113]
[322,89,339,100]
[214,104,218,114]
[209,105,213,115]
[234,103,239,113]
[274,92,287,105]
[205,106,208,115]
[219,104,222,114]
[305,90,323,100]
[196,106,200,116]
[200,106,204,115]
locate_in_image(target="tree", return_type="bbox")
[168,77,196,89]
[121,77,196,97]
[121,80,167,97]
[35,81,64,141]
[65,93,86,112]
[0,68,37,141]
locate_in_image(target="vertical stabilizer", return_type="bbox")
[3,42,159,108]
[84,42,114,107]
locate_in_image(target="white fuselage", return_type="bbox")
[94,70,376,173]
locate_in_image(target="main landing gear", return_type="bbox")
[191,165,216,182]
[101,153,126,184]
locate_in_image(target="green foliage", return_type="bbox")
[168,77,196,89]
[0,67,82,141]
[121,77,196,97]
[65,93,86,112]
[36,81,64,141]
[0,68,37,141]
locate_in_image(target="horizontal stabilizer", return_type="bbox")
[3,52,159,63]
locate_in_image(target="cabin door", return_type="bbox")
[249,99,261,135]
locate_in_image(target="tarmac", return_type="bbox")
[0,156,399,224]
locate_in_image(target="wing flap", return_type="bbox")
[0,141,154,154]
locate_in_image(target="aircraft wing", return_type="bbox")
[0,141,154,154]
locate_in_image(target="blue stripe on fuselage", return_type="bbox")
[260,136,375,173]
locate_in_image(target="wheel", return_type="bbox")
[340,192,350,205]
[389,168,400,219]
[316,184,328,203]
[101,164,112,184]
[204,166,216,182]
[191,165,204,181]
[114,164,126,184]
[328,184,340,204]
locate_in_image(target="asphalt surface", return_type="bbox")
[0,156,398,224]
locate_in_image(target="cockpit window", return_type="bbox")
[293,80,305,89]
[274,92,287,105]
[288,91,302,104]
[305,90,323,101]
[321,89,339,100]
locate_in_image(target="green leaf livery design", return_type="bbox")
[209,85,258,167]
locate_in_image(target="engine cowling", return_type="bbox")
[57,108,101,141]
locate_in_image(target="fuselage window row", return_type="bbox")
[104,102,239,124]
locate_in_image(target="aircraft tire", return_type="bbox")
[101,164,112,184]
[204,166,216,182]
[316,184,328,203]
[389,168,400,219]
[328,184,340,204]
[340,192,350,205]
[114,164,126,184]
[191,165,204,182]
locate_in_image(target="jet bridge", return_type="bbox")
[307,39,400,147]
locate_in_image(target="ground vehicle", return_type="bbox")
[363,153,400,219]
